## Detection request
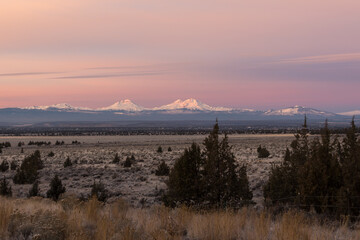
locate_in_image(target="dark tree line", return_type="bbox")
[264,117,360,218]
[163,122,253,209]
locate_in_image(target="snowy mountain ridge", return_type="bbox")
[17,100,357,117]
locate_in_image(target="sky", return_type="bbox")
[1,0,360,112]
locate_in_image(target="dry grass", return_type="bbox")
[1,196,360,240]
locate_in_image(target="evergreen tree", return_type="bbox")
[202,122,253,208]
[28,180,40,197]
[13,150,44,184]
[168,147,172,152]
[257,145,270,158]
[10,161,17,171]
[164,143,203,207]
[0,160,9,172]
[0,177,12,197]
[337,117,360,216]
[264,116,309,206]
[46,175,66,201]
[155,161,170,176]
[298,120,342,214]
[123,156,132,168]
[91,180,108,202]
[112,153,120,164]
[63,157,72,168]
[157,146,163,153]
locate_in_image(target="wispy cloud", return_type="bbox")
[275,53,360,65]
[53,71,169,79]
[0,72,62,77]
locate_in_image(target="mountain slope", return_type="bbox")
[338,110,360,116]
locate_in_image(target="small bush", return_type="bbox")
[257,145,270,158]
[47,175,66,201]
[168,147,172,152]
[63,157,72,168]
[90,180,109,202]
[112,153,120,164]
[157,146,163,153]
[48,151,55,157]
[155,161,170,176]
[0,177,12,197]
[0,160,9,172]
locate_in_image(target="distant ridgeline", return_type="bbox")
[0,99,358,130]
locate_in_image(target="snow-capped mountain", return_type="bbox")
[265,106,336,117]
[338,110,360,116]
[153,98,233,112]
[23,103,91,111]
[99,99,144,112]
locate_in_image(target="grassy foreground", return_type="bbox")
[1,196,359,240]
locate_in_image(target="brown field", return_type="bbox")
[1,196,360,240]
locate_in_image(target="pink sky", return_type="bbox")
[1,0,360,112]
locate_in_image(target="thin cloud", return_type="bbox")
[275,53,360,65]
[0,72,62,77]
[53,71,170,79]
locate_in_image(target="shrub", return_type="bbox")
[157,146,163,153]
[47,175,66,201]
[90,180,109,202]
[257,145,270,158]
[63,157,72,168]
[0,177,12,197]
[112,153,120,164]
[0,160,9,172]
[168,147,172,152]
[155,161,170,176]
[48,151,55,157]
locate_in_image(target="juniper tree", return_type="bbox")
[202,122,253,208]
[63,157,72,168]
[0,160,9,172]
[91,180,109,202]
[28,180,40,197]
[257,145,270,158]
[112,153,120,164]
[164,142,203,207]
[298,120,342,214]
[157,146,163,153]
[13,150,44,184]
[263,116,309,206]
[47,175,66,201]
[155,161,170,176]
[337,118,360,216]
[0,177,12,197]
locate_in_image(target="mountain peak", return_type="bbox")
[100,99,144,111]
[153,98,232,111]
[265,106,336,116]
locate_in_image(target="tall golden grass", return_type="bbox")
[1,196,360,240]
